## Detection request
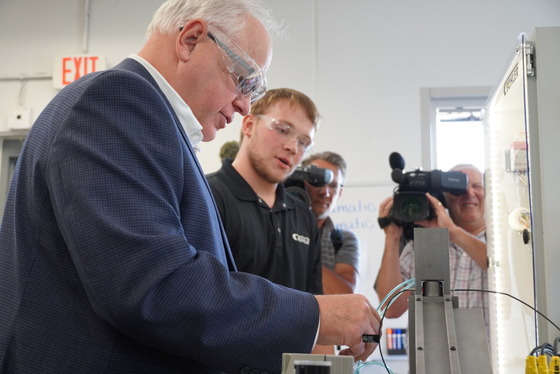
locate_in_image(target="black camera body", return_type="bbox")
[389,152,468,223]
[284,165,333,206]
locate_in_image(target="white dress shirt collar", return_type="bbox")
[128,54,203,149]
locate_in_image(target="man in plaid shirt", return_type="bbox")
[374,164,488,330]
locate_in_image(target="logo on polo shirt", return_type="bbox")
[292,233,310,245]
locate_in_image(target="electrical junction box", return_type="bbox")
[505,139,528,172]
[7,107,32,130]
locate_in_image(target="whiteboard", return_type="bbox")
[329,182,409,365]
[329,182,393,305]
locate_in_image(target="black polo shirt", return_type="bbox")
[207,159,322,294]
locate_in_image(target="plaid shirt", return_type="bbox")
[400,231,488,330]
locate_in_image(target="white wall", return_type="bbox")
[2,1,560,182]
[1,1,559,368]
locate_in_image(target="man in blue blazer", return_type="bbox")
[0,0,380,373]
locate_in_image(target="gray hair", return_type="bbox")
[302,151,348,181]
[145,0,281,39]
[448,163,482,174]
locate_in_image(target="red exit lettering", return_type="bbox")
[61,56,100,85]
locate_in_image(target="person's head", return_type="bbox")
[219,140,240,162]
[140,0,280,141]
[443,164,485,234]
[234,88,320,185]
[301,152,347,223]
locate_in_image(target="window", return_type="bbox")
[420,87,491,172]
[435,106,484,171]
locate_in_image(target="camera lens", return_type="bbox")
[393,192,430,222]
[399,196,424,220]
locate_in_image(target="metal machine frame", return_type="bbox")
[408,228,493,374]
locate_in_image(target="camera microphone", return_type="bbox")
[389,152,405,183]
[389,152,405,171]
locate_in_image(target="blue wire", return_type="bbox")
[354,360,395,374]
[377,278,415,317]
[366,278,416,373]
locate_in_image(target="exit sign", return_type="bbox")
[53,55,107,89]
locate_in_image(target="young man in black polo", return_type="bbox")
[207,88,322,294]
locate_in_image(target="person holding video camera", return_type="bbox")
[301,151,360,295]
[374,164,488,328]
[207,88,322,294]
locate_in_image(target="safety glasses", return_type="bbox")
[207,28,267,103]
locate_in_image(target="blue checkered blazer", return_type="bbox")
[0,58,318,373]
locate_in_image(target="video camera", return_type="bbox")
[284,165,334,206]
[388,152,468,223]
